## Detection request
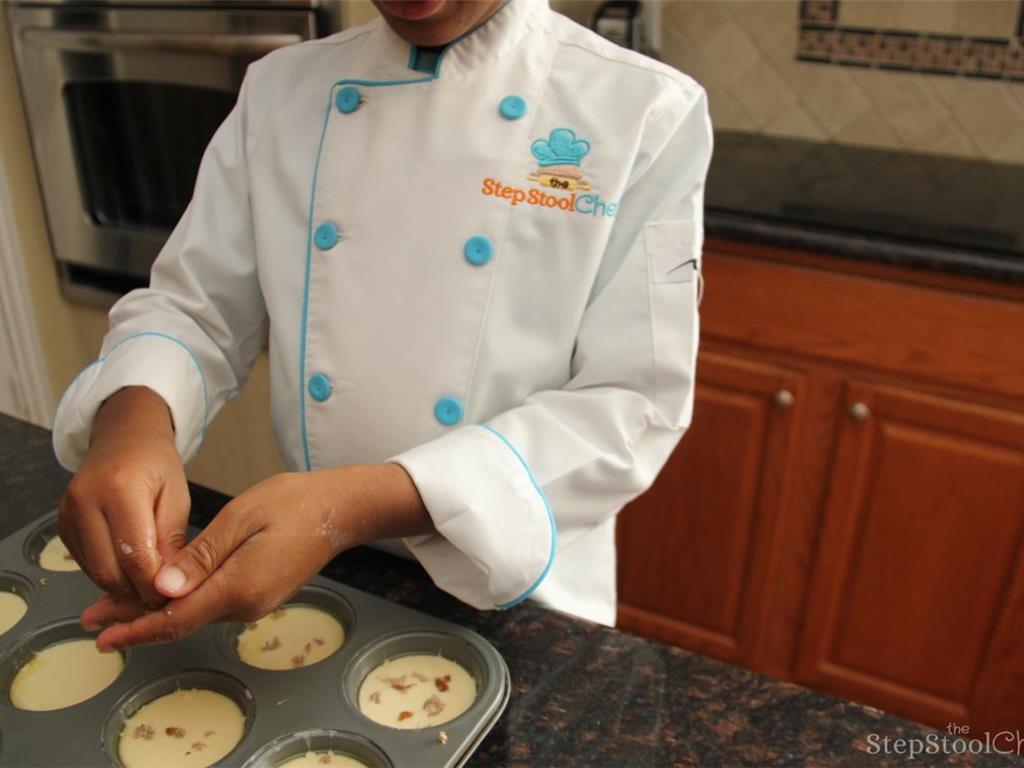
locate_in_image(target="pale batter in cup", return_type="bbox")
[358,654,476,729]
[10,637,123,710]
[278,751,367,767]
[38,535,80,571]
[119,688,246,768]
[236,605,344,671]
[0,591,28,636]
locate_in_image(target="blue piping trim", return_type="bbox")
[300,90,337,471]
[476,424,557,609]
[74,331,210,442]
[298,0,514,470]
[60,358,101,399]
[109,332,210,441]
[300,75,433,471]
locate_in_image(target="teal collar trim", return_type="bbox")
[408,44,444,75]
[404,0,513,78]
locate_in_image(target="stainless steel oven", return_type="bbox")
[6,1,342,304]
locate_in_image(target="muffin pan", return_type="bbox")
[0,512,510,767]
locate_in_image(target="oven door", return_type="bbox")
[7,4,315,301]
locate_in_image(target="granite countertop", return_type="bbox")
[1,412,1019,767]
[706,131,1024,284]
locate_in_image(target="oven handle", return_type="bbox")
[20,28,304,57]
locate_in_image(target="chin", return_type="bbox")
[377,0,447,22]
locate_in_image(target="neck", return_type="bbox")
[376,0,506,47]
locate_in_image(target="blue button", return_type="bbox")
[434,396,464,426]
[499,95,527,120]
[464,235,493,266]
[308,373,332,402]
[314,222,339,251]
[336,86,362,114]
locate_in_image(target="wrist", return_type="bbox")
[313,463,432,553]
[91,386,175,448]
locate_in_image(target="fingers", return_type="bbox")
[153,480,191,563]
[60,417,189,605]
[80,593,151,631]
[95,557,263,651]
[154,503,253,601]
[57,494,87,571]
[102,490,165,605]
[63,474,165,604]
[72,503,138,600]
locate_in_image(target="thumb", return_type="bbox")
[154,505,245,599]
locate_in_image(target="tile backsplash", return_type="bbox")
[555,0,1024,166]
[796,1,1023,81]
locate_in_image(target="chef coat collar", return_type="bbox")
[354,0,548,83]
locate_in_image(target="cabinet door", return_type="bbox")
[795,381,1024,732]
[617,351,806,666]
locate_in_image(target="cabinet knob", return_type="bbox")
[773,390,795,409]
[849,402,871,422]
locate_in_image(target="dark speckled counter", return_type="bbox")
[706,132,1024,284]
[2,413,1020,767]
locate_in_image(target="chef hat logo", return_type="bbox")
[531,128,591,168]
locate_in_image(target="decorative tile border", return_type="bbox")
[799,1,839,25]
[796,0,1024,81]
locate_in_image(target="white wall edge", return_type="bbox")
[0,148,54,427]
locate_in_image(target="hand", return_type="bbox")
[59,386,188,606]
[81,463,431,650]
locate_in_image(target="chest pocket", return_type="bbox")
[644,219,702,428]
[645,220,701,285]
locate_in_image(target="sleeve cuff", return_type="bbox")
[390,424,556,610]
[52,333,209,471]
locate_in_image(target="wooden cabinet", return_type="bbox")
[795,381,1024,731]
[616,239,1024,734]
[617,352,806,665]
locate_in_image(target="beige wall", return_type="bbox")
[659,0,1024,164]
[344,0,380,26]
[0,11,285,496]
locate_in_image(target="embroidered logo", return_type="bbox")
[480,127,619,218]
[527,128,591,192]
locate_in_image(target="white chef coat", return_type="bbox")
[52,0,713,626]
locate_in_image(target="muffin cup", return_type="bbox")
[102,669,256,768]
[0,618,127,710]
[22,514,64,570]
[242,729,392,768]
[220,585,356,671]
[0,572,33,637]
[342,631,490,732]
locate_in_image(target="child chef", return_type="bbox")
[54,0,712,650]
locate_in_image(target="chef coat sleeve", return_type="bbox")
[52,66,268,471]
[391,84,713,610]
